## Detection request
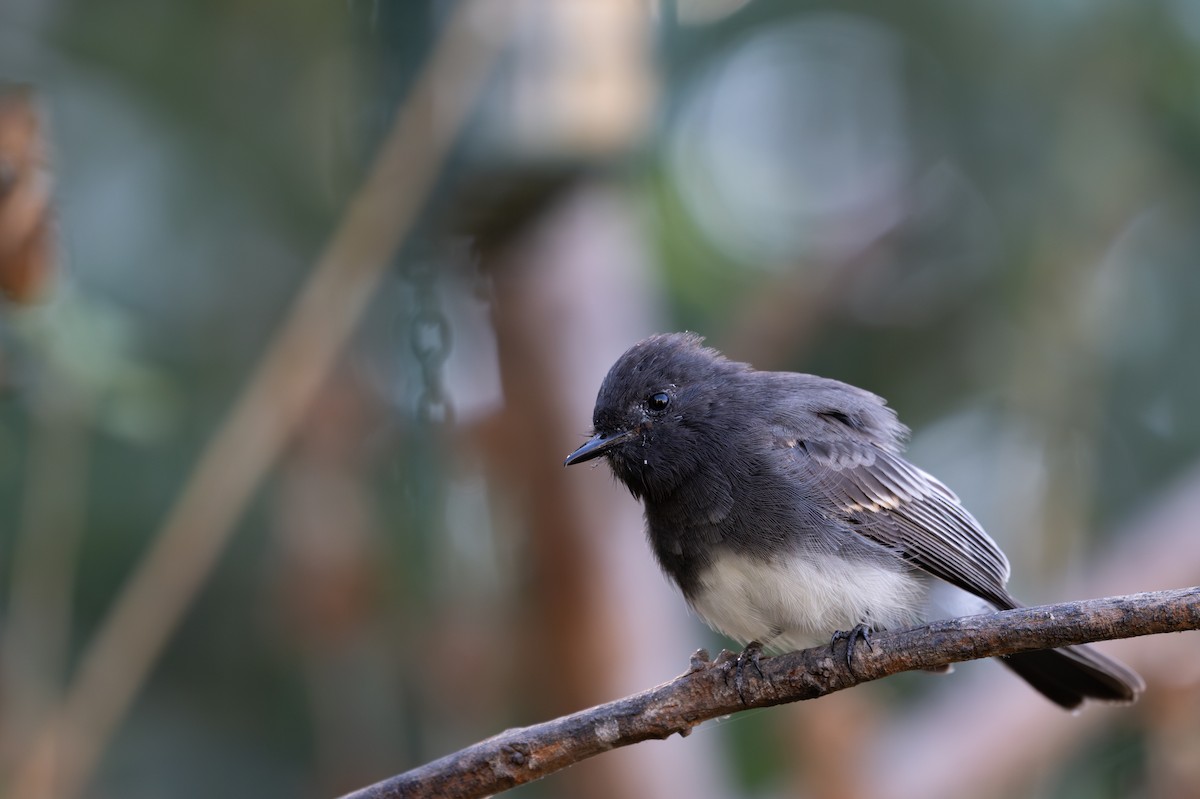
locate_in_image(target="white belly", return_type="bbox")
[688,549,929,652]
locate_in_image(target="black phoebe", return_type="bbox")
[564,333,1143,708]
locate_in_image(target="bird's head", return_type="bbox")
[564,333,747,499]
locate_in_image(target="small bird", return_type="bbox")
[564,332,1143,709]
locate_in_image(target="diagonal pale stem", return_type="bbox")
[8,4,509,798]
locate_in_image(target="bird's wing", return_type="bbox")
[781,434,1014,609]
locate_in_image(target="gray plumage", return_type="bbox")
[565,332,1143,709]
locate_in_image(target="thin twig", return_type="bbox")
[7,3,509,798]
[340,587,1200,799]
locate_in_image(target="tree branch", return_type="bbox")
[339,587,1200,799]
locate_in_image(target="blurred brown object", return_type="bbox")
[0,85,54,304]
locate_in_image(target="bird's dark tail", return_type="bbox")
[1000,644,1144,709]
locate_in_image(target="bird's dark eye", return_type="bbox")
[648,392,670,412]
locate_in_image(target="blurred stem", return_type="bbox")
[7,3,509,798]
[0,367,90,770]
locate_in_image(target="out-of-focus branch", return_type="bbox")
[7,3,510,798]
[0,374,90,770]
[340,588,1199,799]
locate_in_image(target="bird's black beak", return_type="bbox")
[564,430,633,466]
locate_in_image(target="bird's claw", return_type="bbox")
[732,640,765,704]
[830,623,874,669]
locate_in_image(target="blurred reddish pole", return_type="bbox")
[483,183,727,799]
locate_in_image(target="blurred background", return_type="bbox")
[2,1,1200,797]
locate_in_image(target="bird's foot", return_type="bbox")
[733,640,765,704]
[830,623,874,669]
